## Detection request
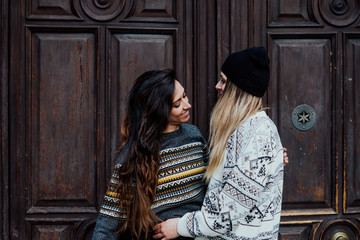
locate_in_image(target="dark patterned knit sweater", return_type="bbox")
[92,123,209,240]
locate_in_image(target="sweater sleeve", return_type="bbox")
[177,118,284,238]
[92,162,126,240]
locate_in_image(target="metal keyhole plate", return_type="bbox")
[291,104,316,131]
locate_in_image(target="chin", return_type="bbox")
[182,115,190,123]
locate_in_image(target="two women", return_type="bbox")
[93,46,285,240]
[154,47,284,239]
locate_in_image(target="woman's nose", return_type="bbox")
[184,99,191,109]
[215,81,222,90]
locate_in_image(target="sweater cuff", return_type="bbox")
[177,213,192,237]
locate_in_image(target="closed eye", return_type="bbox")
[173,92,187,108]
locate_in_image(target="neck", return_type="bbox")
[163,123,180,133]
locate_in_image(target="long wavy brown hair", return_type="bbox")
[116,69,175,239]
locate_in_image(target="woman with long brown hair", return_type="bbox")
[92,69,208,239]
[153,47,284,239]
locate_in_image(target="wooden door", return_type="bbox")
[4,0,360,239]
[6,1,218,239]
[266,0,360,239]
[214,0,360,239]
[1,0,10,239]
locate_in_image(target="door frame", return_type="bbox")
[1,0,9,238]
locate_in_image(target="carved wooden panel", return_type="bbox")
[344,35,360,214]
[79,0,132,21]
[74,219,97,240]
[269,36,335,214]
[278,222,318,239]
[8,0,360,239]
[268,0,319,27]
[27,0,81,20]
[109,30,174,155]
[267,2,360,237]
[125,0,177,22]
[32,224,73,240]
[317,0,360,26]
[27,31,98,214]
[217,0,250,58]
[9,0,192,238]
[192,0,217,137]
[318,220,360,239]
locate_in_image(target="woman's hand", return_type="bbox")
[153,218,180,240]
[283,147,289,166]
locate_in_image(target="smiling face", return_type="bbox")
[164,80,191,132]
[215,72,228,95]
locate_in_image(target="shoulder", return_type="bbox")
[180,123,206,142]
[251,111,279,135]
[229,111,280,148]
[238,111,283,151]
[161,123,206,150]
[181,123,200,132]
[236,111,275,133]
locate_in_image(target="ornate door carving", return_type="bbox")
[5,0,360,239]
[266,0,360,239]
[8,1,202,239]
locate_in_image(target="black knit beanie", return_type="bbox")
[221,46,270,97]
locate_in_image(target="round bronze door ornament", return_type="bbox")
[331,232,349,240]
[80,0,126,21]
[94,0,111,9]
[291,104,316,131]
[320,220,359,240]
[330,0,349,15]
[318,0,360,26]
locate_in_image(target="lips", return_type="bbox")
[182,111,190,118]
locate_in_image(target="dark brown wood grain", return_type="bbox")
[266,1,360,239]
[28,31,97,212]
[344,35,360,214]
[8,0,196,239]
[1,0,9,239]
[4,0,360,239]
[269,37,333,208]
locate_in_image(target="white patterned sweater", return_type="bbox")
[177,111,284,240]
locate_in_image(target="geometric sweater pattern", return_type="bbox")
[177,111,284,240]
[92,123,209,240]
[99,142,208,220]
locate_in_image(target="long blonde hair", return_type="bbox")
[204,81,264,181]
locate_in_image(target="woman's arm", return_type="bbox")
[92,163,125,240]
